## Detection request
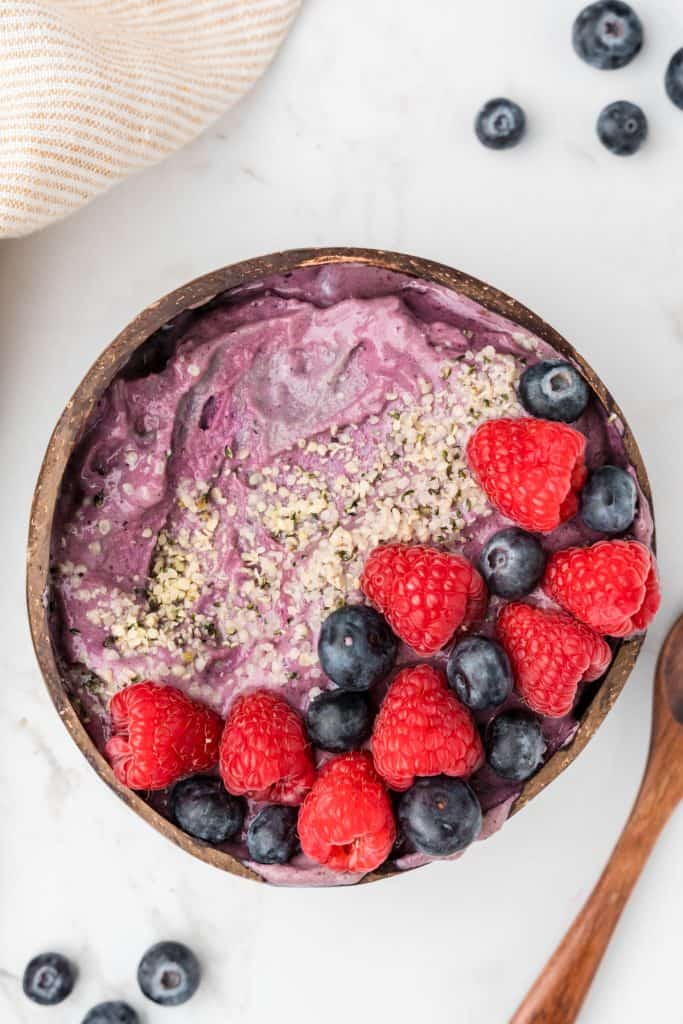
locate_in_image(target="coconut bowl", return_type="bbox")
[26,247,653,884]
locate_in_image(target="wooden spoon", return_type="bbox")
[511,615,683,1024]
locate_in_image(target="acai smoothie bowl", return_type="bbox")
[27,249,659,887]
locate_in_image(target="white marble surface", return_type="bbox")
[2,1,683,1021]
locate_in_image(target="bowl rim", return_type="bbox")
[26,246,651,885]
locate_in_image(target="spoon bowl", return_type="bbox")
[656,615,683,732]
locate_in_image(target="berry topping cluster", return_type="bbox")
[22,941,201,1016]
[475,3,683,157]
[101,352,659,880]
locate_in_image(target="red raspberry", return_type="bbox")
[497,603,612,718]
[543,539,660,637]
[298,752,396,873]
[371,665,484,791]
[360,544,487,655]
[466,417,587,533]
[105,681,222,791]
[219,690,315,805]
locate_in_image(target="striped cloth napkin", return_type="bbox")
[0,0,301,238]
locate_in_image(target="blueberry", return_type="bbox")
[170,774,245,844]
[447,636,512,711]
[398,776,482,857]
[665,48,683,110]
[486,710,546,781]
[82,1002,139,1024]
[246,805,299,864]
[580,465,637,533]
[597,101,647,155]
[519,360,589,422]
[306,689,372,751]
[572,2,643,70]
[479,528,546,599]
[23,952,75,1006]
[475,98,526,150]
[137,942,200,1006]
[318,604,397,691]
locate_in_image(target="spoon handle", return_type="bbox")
[510,762,676,1024]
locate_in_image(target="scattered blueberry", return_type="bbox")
[597,100,647,155]
[171,774,245,844]
[580,465,637,533]
[306,689,372,751]
[486,710,546,781]
[665,48,683,110]
[519,360,589,422]
[137,942,200,1007]
[318,604,397,691]
[398,776,482,857]
[82,1002,139,1024]
[475,98,526,150]
[572,2,643,70]
[479,528,546,599]
[246,805,299,865]
[447,636,512,711]
[23,952,75,1006]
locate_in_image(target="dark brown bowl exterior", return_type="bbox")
[26,248,651,884]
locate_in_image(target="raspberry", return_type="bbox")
[105,681,222,791]
[543,539,660,637]
[360,544,487,655]
[371,665,484,791]
[298,752,395,873]
[466,417,587,533]
[219,690,315,805]
[497,603,612,718]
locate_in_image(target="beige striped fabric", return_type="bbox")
[0,0,301,237]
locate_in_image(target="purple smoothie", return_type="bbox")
[50,263,652,885]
